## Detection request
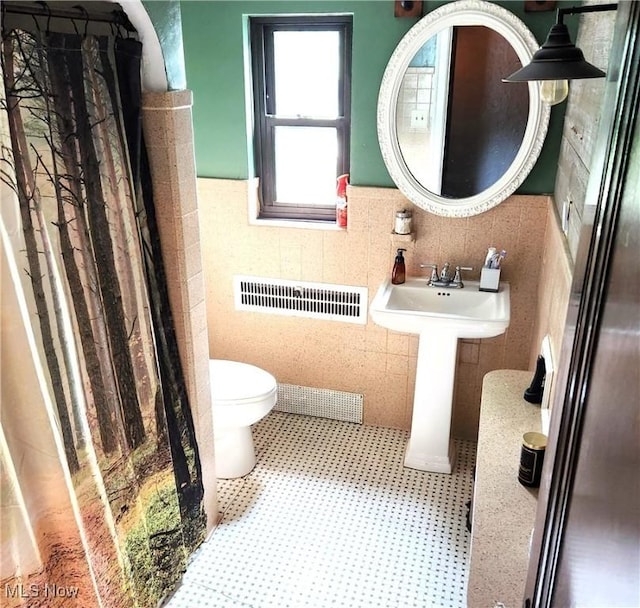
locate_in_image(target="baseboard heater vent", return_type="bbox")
[234,276,368,324]
[276,383,363,424]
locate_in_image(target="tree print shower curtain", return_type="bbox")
[1,21,205,608]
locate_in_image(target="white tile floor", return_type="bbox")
[165,412,476,608]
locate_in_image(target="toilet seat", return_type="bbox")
[209,359,278,478]
[209,359,277,406]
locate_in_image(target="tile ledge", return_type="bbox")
[468,369,541,608]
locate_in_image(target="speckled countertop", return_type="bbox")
[467,369,542,608]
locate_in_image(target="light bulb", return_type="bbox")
[540,80,569,106]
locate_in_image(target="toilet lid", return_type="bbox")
[209,359,277,404]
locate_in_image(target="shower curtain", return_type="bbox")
[1,19,205,608]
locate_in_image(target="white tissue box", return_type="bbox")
[480,267,501,292]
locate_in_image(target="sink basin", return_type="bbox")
[370,278,510,338]
[369,277,510,474]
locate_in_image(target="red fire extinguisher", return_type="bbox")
[336,173,349,229]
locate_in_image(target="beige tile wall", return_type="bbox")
[142,91,218,530]
[528,202,573,408]
[199,178,552,440]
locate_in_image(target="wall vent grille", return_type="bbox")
[276,384,363,424]
[234,276,368,324]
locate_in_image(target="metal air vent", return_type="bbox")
[234,276,368,324]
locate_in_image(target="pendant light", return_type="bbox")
[503,3,617,106]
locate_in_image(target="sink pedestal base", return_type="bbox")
[404,331,458,474]
[404,439,456,474]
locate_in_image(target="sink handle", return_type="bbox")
[452,265,473,287]
[419,263,439,283]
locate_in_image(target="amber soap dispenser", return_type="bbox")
[391,248,406,285]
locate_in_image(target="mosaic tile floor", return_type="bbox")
[165,412,476,608]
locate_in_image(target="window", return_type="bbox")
[250,15,352,221]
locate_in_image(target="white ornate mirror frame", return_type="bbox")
[377,0,550,217]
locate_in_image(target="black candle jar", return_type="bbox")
[518,431,547,488]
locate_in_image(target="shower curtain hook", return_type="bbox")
[35,1,52,35]
[73,4,90,37]
[109,16,125,40]
[116,18,128,39]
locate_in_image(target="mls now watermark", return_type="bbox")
[5,583,80,599]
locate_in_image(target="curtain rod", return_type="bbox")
[2,2,136,32]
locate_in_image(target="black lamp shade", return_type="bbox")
[504,23,606,82]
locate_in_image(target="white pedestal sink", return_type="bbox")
[370,278,510,474]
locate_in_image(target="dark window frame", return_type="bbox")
[250,15,352,221]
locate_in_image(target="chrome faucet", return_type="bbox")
[451,265,473,288]
[420,263,440,284]
[420,263,473,288]
[440,262,451,283]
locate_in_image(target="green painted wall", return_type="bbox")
[143,0,187,90]
[180,0,576,192]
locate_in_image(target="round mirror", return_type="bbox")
[377,0,550,217]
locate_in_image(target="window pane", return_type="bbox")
[273,31,340,118]
[274,126,337,205]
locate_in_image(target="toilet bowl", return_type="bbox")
[209,359,277,479]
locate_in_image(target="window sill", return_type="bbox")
[250,216,346,231]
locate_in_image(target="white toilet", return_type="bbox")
[209,359,277,479]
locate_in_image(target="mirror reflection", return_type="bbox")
[396,25,529,198]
